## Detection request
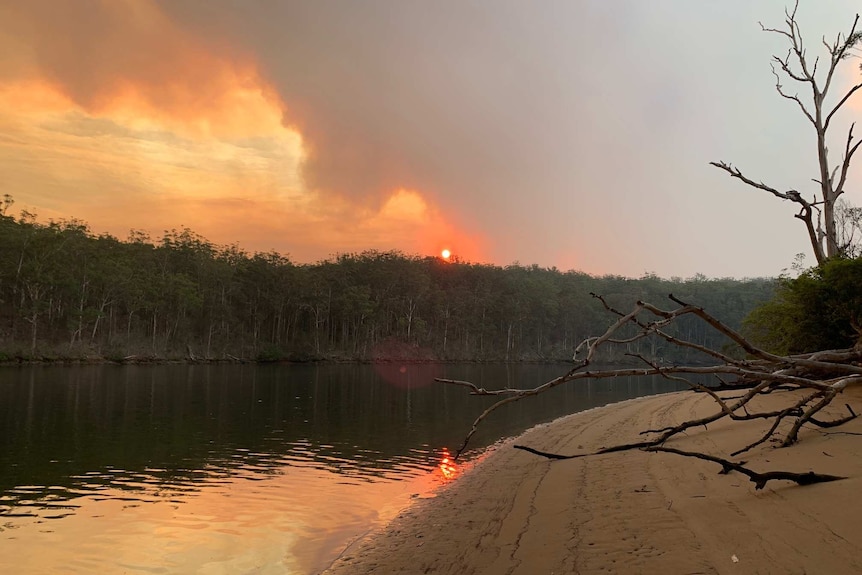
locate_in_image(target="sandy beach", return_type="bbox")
[323,386,862,574]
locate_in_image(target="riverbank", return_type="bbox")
[323,387,862,574]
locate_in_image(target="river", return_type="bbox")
[0,363,686,574]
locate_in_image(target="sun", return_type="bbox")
[441,249,451,260]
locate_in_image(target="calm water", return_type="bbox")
[0,363,685,574]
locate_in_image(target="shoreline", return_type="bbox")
[0,356,577,367]
[323,387,862,574]
[0,353,721,369]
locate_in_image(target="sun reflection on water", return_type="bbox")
[438,449,459,481]
[0,441,484,574]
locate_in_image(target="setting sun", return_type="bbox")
[441,249,451,260]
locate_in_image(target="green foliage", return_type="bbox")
[0,200,777,362]
[743,258,862,354]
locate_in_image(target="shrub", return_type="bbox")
[743,257,862,354]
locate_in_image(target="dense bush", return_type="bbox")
[743,257,862,354]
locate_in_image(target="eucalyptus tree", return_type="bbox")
[118,231,159,348]
[233,251,294,356]
[57,219,98,350]
[393,256,431,343]
[14,215,77,353]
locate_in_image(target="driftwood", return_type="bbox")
[439,293,862,488]
[512,445,845,490]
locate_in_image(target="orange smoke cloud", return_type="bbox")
[0,0,488,265]
[0,0,307,226]
[185,188,487,263]
[0,0,288,140]
[362,189,487,262]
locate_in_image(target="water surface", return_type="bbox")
[0,363,686,573]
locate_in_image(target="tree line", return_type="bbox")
[0,198,776,363]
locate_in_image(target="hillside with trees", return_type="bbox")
[0,196,774,363]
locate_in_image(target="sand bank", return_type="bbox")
[323,386,862,574]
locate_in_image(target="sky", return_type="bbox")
[1,0,861,279]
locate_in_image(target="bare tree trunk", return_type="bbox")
[712,5,862,265]
[206,323,214,359]
[28,312,37,354]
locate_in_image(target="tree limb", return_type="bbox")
[646,446,845,490]
[444,293,862,494]
[512,444,846,491]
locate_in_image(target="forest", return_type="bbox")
[0,198,776,363]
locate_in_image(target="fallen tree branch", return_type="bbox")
[443,293,861,491]
[513,444,845,490]
[729,390,821,456]
[808,403,858,428]
[646,446,845,490]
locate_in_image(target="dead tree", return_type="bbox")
[438,293,862,490]
[711,2,862,265]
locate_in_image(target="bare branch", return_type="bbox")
[760,23,794,42]
[835,123,862,196]
[709,162,813,208]
[772,81,817,124]
[435,378,493,395]
[824,82,862,131]
[646,447,845,490]
[782,387,841,446]
[442,293,862,460]
[772,52,812,85]
[592,293,745,366]
[664,295,862,377]
[512,444,846,491]
[729,391,821,456]
[823,14,861,97]
[808,403,858,428]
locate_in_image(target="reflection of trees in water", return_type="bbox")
[0,363,686,509]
